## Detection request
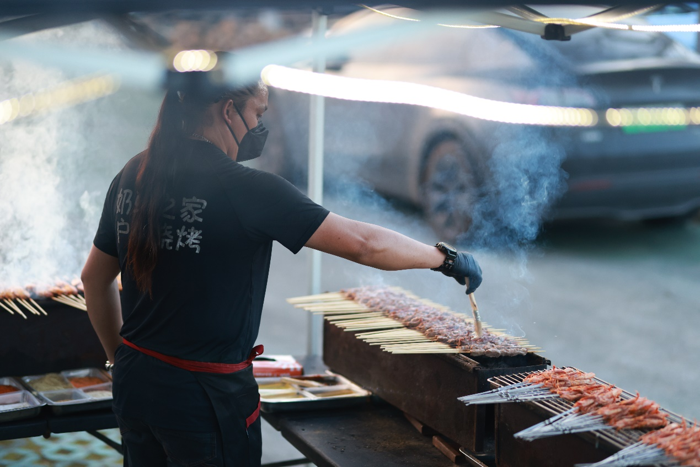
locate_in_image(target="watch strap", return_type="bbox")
[432,242,457,272]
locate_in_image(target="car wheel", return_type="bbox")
[421,138,477,242]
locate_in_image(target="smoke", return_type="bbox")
[460,125,568,274]
[0,21,157,289]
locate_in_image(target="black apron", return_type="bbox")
[194,367,262,467]
[121,339,263,466]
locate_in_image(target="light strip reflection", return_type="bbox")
[0,74,119,126]
[262,65,700,129]
[262,65,597,127]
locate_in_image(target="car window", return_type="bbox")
[548,27,692,64]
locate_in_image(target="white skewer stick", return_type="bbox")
[4,299,27,319]
[30,298,48,315]
[52,296,88,311]
[0,301,15,315]
[63,294,84,305]
[18,299,40,315]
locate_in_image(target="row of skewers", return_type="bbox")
[460,367,698,466]
[0,276,121,318]
[0,280,86,317]
[288,286,540,355]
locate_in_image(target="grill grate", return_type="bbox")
[488,368,685,452]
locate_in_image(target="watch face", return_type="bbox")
[442,242,455,251]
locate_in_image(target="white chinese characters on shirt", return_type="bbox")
[116,189,133,244]
[160,196,207,254]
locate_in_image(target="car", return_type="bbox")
[260,6,700,241]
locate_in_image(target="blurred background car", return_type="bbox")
[261,6,700,241]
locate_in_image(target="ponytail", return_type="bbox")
[127,91,185,294]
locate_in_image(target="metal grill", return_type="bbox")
[488,368,685,452]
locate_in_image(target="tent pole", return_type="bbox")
[307,9,327,357]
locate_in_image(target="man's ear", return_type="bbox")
[222,99,234,125]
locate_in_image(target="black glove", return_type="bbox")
[436,251,483,295]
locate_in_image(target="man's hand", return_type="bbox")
[436,251,482,294]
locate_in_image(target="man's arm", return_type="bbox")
[305,213,445,270]
[81,246,122,364]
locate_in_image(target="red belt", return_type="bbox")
[122,338,263,428]
[122,338,264,374]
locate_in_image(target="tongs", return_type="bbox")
[466,278,483,338]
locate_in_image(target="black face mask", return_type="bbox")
[224,104,269,162]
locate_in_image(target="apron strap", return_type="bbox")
[246,396,262,429]
[122,338,264,374]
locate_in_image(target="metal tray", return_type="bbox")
[61,367,112,389]
[0,377,24,395]
[20,370,113,415]
[259,372,371,413]
[81,382,113,401]
[21,373,73,392]
[36,388,112,415]
[0,390,44,423]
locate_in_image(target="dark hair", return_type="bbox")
[127,82,263,294]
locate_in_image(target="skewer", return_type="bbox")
[29,298,48,315]
[51,296,88,311]
[0,301,15,316]
[343,325,404,331]
[4,299,28,319]
[286,292,346,303]
[295,302,362,308]
[311,310,371,315]
[307,306,372,312]
[326,312,385,321]
[17,299,40,315]
[336,318,401,327]
[362,333,428,340]
[62,294,85,306]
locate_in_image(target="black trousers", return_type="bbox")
[117,414,227,467]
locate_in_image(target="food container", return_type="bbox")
[0,390,44,423]
[258,372,371,413]
[40,389,91,405]
[252,355,303,377]
[82,383,113,400]
[61,368,111,389]
[0,377,24,395]
[21,370,114,415]
[21,373,73,393]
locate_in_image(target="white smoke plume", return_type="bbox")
[0,21,157,290]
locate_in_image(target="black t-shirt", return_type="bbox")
[93,140,328,429]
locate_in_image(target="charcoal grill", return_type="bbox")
[490,370,684,467]
[0,299,104,377]
[323,320,549,454]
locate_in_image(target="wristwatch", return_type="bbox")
[432,242,458,272]
[105,360,114,372]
